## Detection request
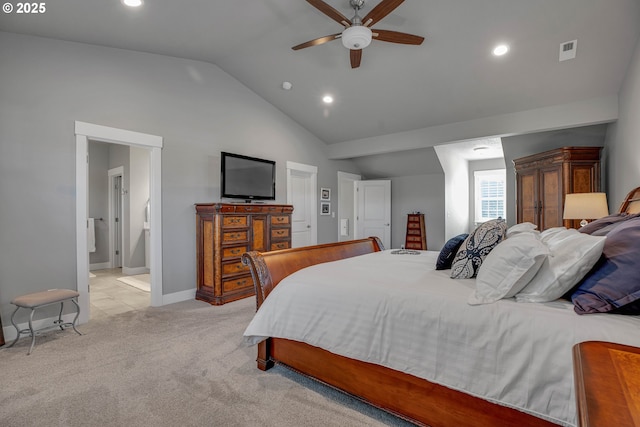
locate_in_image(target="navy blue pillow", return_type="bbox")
[571,216,640,314]
[435,234,468,270]
[578,213,640,235]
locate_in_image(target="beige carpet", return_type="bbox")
[0,297,412,427]
[116,274,151,292]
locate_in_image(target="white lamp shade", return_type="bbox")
[341,26,372,50]
[563,193,609,221]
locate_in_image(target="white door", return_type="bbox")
[355,180,391,248]
[287,162,317,248]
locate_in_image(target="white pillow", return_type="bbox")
[515,228,606,303]
[468,232,548,305]
[506,222,538,238]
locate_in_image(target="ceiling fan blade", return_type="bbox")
[372,29,424,45]
[350,49,362,69]
[362,0,405,27]
[292,33,341,50]
[306,0,351,27]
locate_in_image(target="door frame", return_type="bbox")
[108,167,124,268]
[286,161,318,246]
[337,171,361,241]
[76,121,163,324]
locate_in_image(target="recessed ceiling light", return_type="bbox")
[282,81,293,90]
[322,95,334,104]
[122,0,143,7]
[493,44,509,56]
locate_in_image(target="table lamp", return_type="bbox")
[563,193,609,227]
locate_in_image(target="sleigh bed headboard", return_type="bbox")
[619,186,640,214]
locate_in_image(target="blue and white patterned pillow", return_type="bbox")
[450,219,507,279]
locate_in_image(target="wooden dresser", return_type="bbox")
[404,213,427,250]
[573,341,640,427]
[514,147,601,230]
[195,203,293,305]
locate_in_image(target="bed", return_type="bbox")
[241,187,640,427]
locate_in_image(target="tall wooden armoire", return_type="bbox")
[514,146,602,230]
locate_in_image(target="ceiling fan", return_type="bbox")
[292,0,424,69]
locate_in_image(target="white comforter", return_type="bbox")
[243,250,640,426]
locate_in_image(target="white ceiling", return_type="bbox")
[1,0,638,151]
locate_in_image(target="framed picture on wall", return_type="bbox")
[320,188,331,201]
[320,202,330,215]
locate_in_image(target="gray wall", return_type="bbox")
[353,147,446,250]
[501,124,610,226]
[88,141,110,264]
[391,174,446,250]
[0,32,359,323]
[606,36,640,210]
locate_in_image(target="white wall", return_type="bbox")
[0,32,359,323]
[434,145,469,239]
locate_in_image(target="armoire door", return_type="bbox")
[517,169,538,226]
[539,165,563,230]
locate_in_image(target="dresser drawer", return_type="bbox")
[271,241,290,251]
[406,235,423,242]
[271,228,290,239]
[271,215,290,225]
[222,275,253,293]
[222,230,248,243]
[222,260,249,276]
[222,245,247,259]
[408,222,422,229]
[407,229,422,236]
[222,215,247,227]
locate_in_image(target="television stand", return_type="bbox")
[194,203,293,305]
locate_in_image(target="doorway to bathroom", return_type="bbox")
[75,121,163,325]
[87,141,152,319]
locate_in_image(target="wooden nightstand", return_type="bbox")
[573,341,640,427]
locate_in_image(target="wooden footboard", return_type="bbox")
[241,238,557,427]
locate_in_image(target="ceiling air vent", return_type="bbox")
[559,39,577,62]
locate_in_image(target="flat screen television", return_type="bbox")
[221,152,276,201]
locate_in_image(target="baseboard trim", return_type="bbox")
[89,262,110,271]
[161,288,196,306]
[122,266,149,276]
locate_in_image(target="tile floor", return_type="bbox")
[89,268,150,320]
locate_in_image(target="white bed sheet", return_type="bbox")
[243,250,640,426]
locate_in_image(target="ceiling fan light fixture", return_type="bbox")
[341,25,372,50]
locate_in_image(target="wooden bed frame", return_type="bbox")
[242,237,556,427]
[240,188,640,427]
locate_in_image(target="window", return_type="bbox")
[474,169,506,223]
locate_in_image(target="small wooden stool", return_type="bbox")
[7,289,82,355]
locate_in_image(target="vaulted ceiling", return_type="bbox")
[1,0,638,156]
